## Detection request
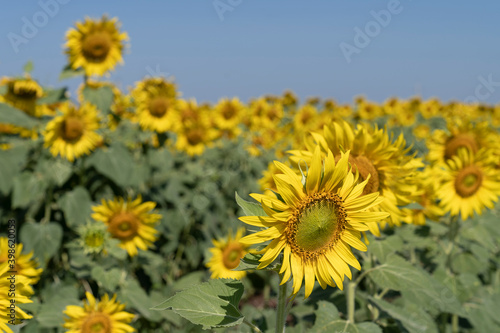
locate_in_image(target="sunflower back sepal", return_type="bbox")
[151,279,245,329]
[235,192,266,216]
[234,252,277,272]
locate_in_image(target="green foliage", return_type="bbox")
[152,279,245,329]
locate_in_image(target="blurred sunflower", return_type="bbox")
[132,77,178,133]
[436,148,500,220]
[402,167,444,225]
[213,97,245,130]
[175,121,218,156]
[426,119,498,165]
[419,98,441,119]
[63,292,135,333]
[206,228,250,279]
[240,148,388,298]
[0,237,42,285]
[43,102,102,162]
[91,196,161,257]
[65,15,128,76]
[0,76,44,116]
[258,161,282,196]
[289,120,421,232]
[293,104,319,131]
[0,262,33,333]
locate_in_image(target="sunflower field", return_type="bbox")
[1,15,500,333]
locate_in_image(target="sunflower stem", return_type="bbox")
[346,279,356,323]
[451,314,459,333]
[275,278,288,333]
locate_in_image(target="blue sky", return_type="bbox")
[1,0,500,104]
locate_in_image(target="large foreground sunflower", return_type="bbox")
[239,148,388,298]
[43,102,102,162]
[91,196,161,257]
[132,78,179,133]
[289,120,420,232]
[0,237,42,285]
[436,148,500,220]
[0,262,33,333]
[65,15,128,76]
[63,292,135,333]
[206,228,250,280]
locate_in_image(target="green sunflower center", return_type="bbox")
[148,98,169,118]
[296,200,338,252]
[108,212,139,240]
[84,232,105,249]
[287,192,346,260]
[62,116,85,141]
[455,165,483,198]
[222,243,243,269]
[82,32,112,63]
[82,312,111,333]
[444,134,478,160]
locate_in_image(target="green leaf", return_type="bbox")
[311,301,357,333]
[59,64,84,80]
[86,143,135,186]
[91,266,122,291]
[368,254,463,315]
[0,103,38,128]
[152,279,244,329]
[451,253,485,275]
[37,88,67,105]
[234,253,262,271]
[37,285,79,328]
[82,85,114,113]
[235,192,266,217]
[367,234,403,263]
[20,222,63,268]
[12,171,48,209]
[58,186,92,228]
[0,145,28,195]
[119,279,163,322]
[356,322,383,333]
[35,158,73,187]
[368,297,438,333]
[23,61,34,74]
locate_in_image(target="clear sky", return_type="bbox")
[1,0,500,104]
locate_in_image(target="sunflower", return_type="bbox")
[132,78,179,133]
[356,101,381,120]
[63,292,135,333]
[65,15,128,77]
[419,98,441,119]
[206,228,250,279]
[174,121,218,156]
[426,119,499,165]
[402,167,444,225]
[0,76,44,116]
[0,262,33,333]
[214,97,245,130]
[289,120,421,232]
[292,104,319,132]
[258,161,282,196]
[436,148,500,220]
[91,196,161,257]
[239,148,388,298]
[0,237,42,285]
[43,102,102,162]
